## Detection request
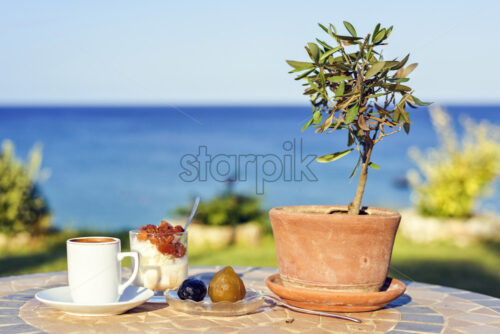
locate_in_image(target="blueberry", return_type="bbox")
[177,278,207,302]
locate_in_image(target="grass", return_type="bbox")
[189,235,277,267]
[389,237,500,297]
[1,231,500,298]
[0,230,130,276]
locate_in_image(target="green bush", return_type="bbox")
[0,140,51,235]
[174,191,268,230]
[408,107,500,218]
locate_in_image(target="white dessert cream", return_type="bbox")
[130,235,188,290]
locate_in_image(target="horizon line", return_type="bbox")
[0,102,500,108]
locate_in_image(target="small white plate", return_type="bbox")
[35,286,154,316]
[165,289,265,316]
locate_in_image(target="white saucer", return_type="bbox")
[35,286,154,316]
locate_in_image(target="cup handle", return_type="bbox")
[117,251,139,296]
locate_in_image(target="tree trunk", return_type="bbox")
[348,144,373,215]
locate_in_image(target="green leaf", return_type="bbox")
[325,62,351,71]
[349,156,361,179]
[404,122,410,134]
[319,68,326,87]
[386,77,410,83]
[373,23,381,39]
[335,81,345,98]
[373,28,386,43]
[329,24,337,37]
[332,34,363,41]
[384,61,399,69]
[406,100,418,109]
[395,84,412,92]
[393,100,409,123]
[313,110,322,124]
[328,75,351,83]
[303,87,316,95]
[410,95,432,106]
[365,61,386,78]
[307,42,320,62]
[347,131,355,146]
[288,64,315,73]
[395,63,418,78]
[335,91,360,100]
[392,54,409,70]
[318,23,329,33]
[319,46,341,62]
[318,121,347,130]
[383,83,411,92]
[316,38,333,50]
[393,109,400,122]
[317,148,353,163]
[343,21,357,37]
[404,63,418,77]
[401,85,414,92]
[386,26,393,38]
[301,118,313,132]
[402,111,410,124]
[328,25,334,38]
[286,60,314,69]
[368,162,380,170]
[344,102,359,124]
[294,68,315,80]
[307,78,321,93]
[366,92,388,99]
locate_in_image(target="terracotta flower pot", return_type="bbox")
[269,205,401,292]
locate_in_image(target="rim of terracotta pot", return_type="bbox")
[270,205,401,221]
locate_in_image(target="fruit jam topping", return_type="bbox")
[137,221,186,258]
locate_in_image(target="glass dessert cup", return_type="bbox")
[129,229,188,302]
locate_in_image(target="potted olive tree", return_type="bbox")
[269,22,430,292]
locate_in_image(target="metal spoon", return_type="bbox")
[148,197,200,303]
[263,295,361,323]
[183,196,200,230]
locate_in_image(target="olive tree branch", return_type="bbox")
[374,123,402,144]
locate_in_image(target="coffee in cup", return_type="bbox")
[67,237,139,304]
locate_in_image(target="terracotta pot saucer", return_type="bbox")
[266,274,406,313]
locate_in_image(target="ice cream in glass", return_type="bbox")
[129,221,188,291]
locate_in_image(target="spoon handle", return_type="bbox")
[183,197,200,230]
[264,295,361,323]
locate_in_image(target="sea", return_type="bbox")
[0,105,499,231]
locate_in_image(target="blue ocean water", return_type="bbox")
[0,105,499,231]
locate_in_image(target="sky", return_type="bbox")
[1,0,499,105]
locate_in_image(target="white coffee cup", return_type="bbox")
[67,237,139,304]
